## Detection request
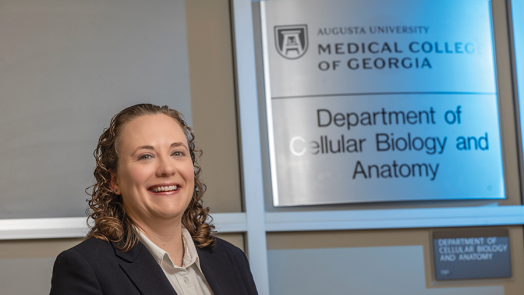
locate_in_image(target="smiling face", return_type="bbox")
[110,114,195,225]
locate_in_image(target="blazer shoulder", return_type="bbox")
[211,237,244,254]
[51,238,146,295]
[64,237,114,258]
[202,237,252,269]
[55,237,120,272]
[51,239,108,295]
[197,237,250,267]
[199,237,258,295]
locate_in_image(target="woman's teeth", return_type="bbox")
[151,185,178,192]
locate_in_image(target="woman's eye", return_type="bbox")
[172,151,184,157]
[138,154,152,160]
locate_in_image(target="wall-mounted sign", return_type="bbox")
[260,0,505,206]
[432,229,511,280]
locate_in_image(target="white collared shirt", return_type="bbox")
[136,227,214,295]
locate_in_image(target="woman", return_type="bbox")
[50,104,258,295]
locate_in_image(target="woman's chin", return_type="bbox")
[148,207,185,221]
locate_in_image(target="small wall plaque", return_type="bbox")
[432,229,511,280]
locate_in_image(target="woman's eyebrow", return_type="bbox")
[131,145,154,156]
[171,142,186,148]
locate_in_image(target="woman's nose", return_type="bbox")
[156,156,176,177]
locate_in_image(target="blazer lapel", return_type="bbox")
[197,246,248,295]
[113,241,178,295]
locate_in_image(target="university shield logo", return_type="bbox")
[274,25,308,59]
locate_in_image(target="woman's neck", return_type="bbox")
[134,217,185,267]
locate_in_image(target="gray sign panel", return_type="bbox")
[260,0,505,206]
[433,229,511,280]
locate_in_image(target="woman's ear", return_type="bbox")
[109,169,121,195]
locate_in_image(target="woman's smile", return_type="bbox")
[149,184,180,193]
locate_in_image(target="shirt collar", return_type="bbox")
[135,226,202,271]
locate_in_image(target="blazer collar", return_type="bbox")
[111,240,249,295]
[112,241,178,295]
[197,244,248,295]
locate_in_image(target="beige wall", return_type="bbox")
[268,226,524,294]
[0,238,82,294]
[185,0,245,252]
[187,0,243,214]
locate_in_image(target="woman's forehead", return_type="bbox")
[119,114,188,150]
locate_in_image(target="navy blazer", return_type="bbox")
[50,237,258,295]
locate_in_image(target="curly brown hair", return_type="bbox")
[85,103,215,251]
